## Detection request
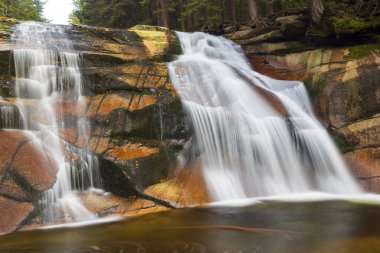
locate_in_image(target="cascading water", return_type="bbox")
[169,32,362,201]
[11,22,101,222]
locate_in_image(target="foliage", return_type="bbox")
[72,0,278,30]
[72,0,153,28]
[347,44,380,60]
[331,14,369,35]
[71,0,380,38]
[0,0,46,22]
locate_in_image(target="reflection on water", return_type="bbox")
[1,200,380,253]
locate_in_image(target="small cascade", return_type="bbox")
[11,22,101,223]
[0,105,21,129]
[169,32,362,201]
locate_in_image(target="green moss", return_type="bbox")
[331,15,369,35]
[347,44,380,60]
[306,77,327,99]
[329,130,354,153]
[130,25,168,32]
[0,87,5,97]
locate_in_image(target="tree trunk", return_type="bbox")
[179,0,185,31]
[157,0,169,28]
[155,0,161,26]
[309,0,324,23]
[266,0,273,17]
[248,0,259,21]
[230,0,237,23]
[219,0,225,21]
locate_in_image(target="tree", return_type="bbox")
[309,0,324,23]
[266,0,273,17]
[156,0,169,27]
[0,0,46,21]
[247,0,259,21]
[230,0,237,23]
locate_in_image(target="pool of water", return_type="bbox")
[1,200,380,253]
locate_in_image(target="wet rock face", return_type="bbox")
[0,197,34,235]
[59,25,192,202]
[0,130,58,234]
[345,148,380,193]
[0,20,198,232]
[230,27,380,193]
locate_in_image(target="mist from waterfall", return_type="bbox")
[169,32,362,201]
[11,22,101,222]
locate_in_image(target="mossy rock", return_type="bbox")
[130,25,168,32]
[329,130,354,153]
[346,44,380,60]
[331,14,370,35]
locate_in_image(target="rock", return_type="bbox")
[229,27,278,41]
[125,158,210,215]
[99,142,176,197]
[0,196,34,235]
[11,141,57,192]
[78,191,131,217]
[277,15,308,37]
[0,178,29,200]
[280,20,308,37]
[223,26,237,34]
[0,130,58,196]
[142,159,210,207]
[237,30,286,46]
[275,15,300,26]
[345,148,380,193]
[340,116,380,149]
[245,41,311,55]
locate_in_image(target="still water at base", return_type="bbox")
[1,199,380,253]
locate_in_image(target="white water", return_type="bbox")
[11,22,101,222]
[169,32,362,201]
[0,105,20,128]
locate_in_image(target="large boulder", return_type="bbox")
[0,197,34,235]
[0,130,58,234]
[0,130,58,195]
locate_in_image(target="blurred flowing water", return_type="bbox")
[169,32,362,200]
[11,22,101,223]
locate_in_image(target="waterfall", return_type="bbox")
[11,22,101,222]
[169,32,362,201]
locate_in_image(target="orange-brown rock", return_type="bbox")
[109,143,159,161]
[126,158,210,216]
[11,141,57,192]
[0,130,58,198]
[0,130,26,176]
[0,178,29,200]
[0,196,34,235]
[142,160,210,207]
[346,148,380,193]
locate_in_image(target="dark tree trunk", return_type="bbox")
[309,0,324,23]
[266,0,273,17]
[248,0,259,21]
[220,0,225,21]
[156,0,169,28]
[230,0,237,23]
